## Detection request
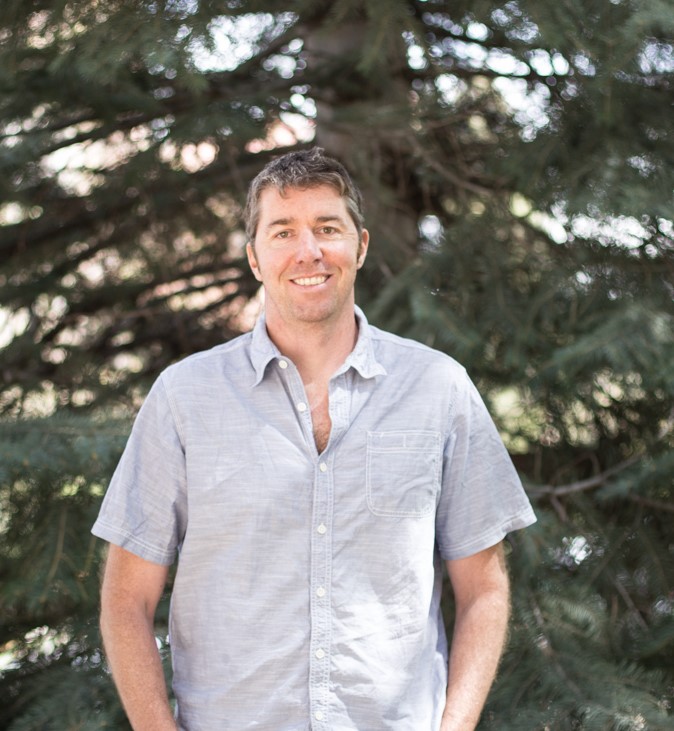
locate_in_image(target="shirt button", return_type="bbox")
[314,710,324,721]
[297,401,307,412]
[319,462,327,472]
[278,359,288,369]
[317,524,327,535]
[315,648,325,659]
[316,586,326,598]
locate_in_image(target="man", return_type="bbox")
[93,147,536,731]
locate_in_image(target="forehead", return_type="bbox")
[257,184,350,223]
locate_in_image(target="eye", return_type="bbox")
[275,230,291,239]
[319,226,337,234]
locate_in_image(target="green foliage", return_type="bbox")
[0,0,672,727]
[0,414,132,726]
[4,660,131,731]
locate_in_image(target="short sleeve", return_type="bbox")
[92,374,187,565]
[435,373,536,560]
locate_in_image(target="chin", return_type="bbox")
[290,303,339,324]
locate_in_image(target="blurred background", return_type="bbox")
[0,1,673,728]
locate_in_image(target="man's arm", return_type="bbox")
[100,544,177,731]
[440,541,510,731]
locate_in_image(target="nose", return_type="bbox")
[295,228,323,262]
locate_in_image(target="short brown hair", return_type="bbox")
[244,147,364,242]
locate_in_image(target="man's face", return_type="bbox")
[246,184,369,332]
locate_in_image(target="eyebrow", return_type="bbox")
[264,214,347,231]
[265,217,293,230]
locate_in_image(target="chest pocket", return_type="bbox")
[366,431,441,517]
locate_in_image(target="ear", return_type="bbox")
[246,242,263,282]
[356,229,369,269]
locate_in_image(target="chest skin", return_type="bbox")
[309,386,331,453]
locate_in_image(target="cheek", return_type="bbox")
[249,250,287,282]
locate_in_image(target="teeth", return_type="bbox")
[294,276,327,286]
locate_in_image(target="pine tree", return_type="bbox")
[1,1,672,728]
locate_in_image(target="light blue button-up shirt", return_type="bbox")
[93,307,536,731]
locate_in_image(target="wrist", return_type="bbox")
[440,709,478,731]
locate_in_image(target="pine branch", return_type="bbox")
[529,454,641,498]
[626,494,674,514]
[529,592,584,699]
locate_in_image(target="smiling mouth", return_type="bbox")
[293,275,329,286]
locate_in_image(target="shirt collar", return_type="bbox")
[250,305,387,387]
[341,306,388,379]
[250,313,281,386]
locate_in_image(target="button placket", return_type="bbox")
[308,373,355,727]
[280,362,316,454]
[309,453,333,728]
